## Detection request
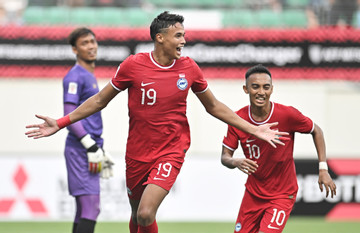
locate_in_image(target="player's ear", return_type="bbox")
[243,84,249,94]
[155,33,163,43]
[72,46,78,56]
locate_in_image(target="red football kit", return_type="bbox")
[111,52,208,199]
[223,102,314,233]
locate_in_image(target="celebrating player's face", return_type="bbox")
[73,33,98,63]
[160,22,186,61]
[243,73,273,108]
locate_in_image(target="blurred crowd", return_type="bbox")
[306,0,360,28]
[0,0,359,28]
[246,0,360,28]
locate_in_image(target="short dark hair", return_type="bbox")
[68,27,96,47]
[150,11,184,41]
[245,64,272,79]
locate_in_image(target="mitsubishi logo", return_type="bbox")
[0,164,48,216]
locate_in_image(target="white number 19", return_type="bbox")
[141,88,157,105]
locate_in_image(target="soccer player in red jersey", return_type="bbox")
[221,64,337,233]
[26,12,288,233]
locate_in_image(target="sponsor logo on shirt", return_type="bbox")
[177,74,188,90]
[68,82,78,94]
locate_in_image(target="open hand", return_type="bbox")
[254,122,289,148]
[25,114,59,139]
[318,170,337,198]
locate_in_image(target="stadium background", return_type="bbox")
[1,0,360,231]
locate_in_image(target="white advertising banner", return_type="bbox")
[0,154,246,222]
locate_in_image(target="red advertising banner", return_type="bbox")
[0,26,360,80]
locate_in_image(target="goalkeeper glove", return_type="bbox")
[100,151,115,179]
[80,134,104,174]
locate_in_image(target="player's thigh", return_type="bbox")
[65,146,100,195]
[144,158,182,191]
[235,190,266,233]
[138,184,169,215]
[126,158,151,200]
[259,197,295,233]
[126,157,182,200]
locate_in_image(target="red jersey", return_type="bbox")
[111,52,208,162]
[223,102,314,199]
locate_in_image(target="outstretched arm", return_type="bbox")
[312,123,337,198]
[196,88,288,148]
[221,146,258,175]
[25,83,119,139]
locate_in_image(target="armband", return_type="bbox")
[56,115,71,129]
[319,161,328,170]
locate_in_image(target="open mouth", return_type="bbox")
[255,96,266,104]
[176,47,183,54]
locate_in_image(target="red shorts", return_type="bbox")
[234,190,296,233]
[125,156,183,200]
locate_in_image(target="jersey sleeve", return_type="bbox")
[222,125,240,151]
[63,72,82,105]
[64,103,87,138]
[287,106,314,133]
[111,55,133,91]
[189,59,208,93]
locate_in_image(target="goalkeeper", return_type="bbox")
[60,27,114,233]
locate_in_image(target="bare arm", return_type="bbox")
[25,83,119,139]
[68,82,118,122]
[221,146,258,175]
[312,123,337,198]
[196,88,288,147]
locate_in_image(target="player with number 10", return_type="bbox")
[221,64,337,233]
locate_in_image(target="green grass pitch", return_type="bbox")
[0,217,359,233]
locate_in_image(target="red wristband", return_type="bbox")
[56,115,71,129]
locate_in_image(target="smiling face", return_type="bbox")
[156,22,186,61]
[243,72,273,109]
[72,33,98,64]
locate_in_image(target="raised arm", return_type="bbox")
[196,88,288,148]
[312,123,337,198]
[25,83,119,139]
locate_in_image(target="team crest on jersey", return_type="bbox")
[235,223,242,232]
[177,74,188,90]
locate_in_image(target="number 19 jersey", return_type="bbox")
[111,52,208,163]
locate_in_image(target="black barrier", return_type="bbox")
[293,159,360,219]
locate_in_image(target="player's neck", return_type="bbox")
[152,50,175,67]
[250,103,271,122]
[77,60,95,73]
